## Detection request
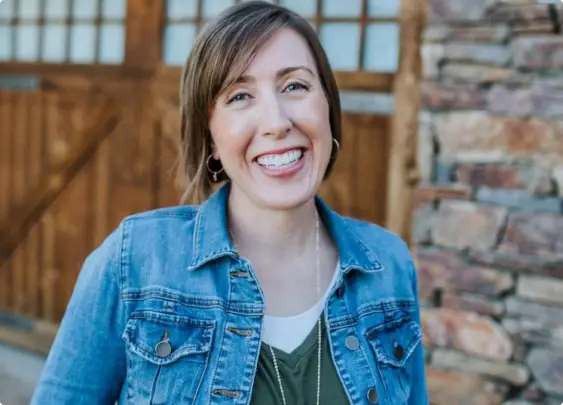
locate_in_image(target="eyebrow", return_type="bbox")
[235,65,315,84]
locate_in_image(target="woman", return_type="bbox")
[32,1,427,404]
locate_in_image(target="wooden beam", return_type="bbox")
[125,0,165,68]
[384,0,426,244]
[0,100,120,265]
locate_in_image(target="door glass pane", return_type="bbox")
[69,24,96,62]
[99,24,125,63]
[163,23,196,65]
[42,24,67,62]
[102,0,126,19]
[322,0,362,18]
[72,0,98,20]
[320,23,360,71]
[0,26,12,60]
[19,0,41,21]
[368,0,401,17]
[15,24,40,60]
[202,0,235,19]
[45,0,69,20]
[167,0,197,19]
[364,22,399,72]
[280,0,316,18]
[0,0,15,19]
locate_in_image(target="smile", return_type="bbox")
[256,148,304,168]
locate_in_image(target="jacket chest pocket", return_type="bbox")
[122,311,215,405]
[366,315,422,404]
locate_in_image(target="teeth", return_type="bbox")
[257,149,303,167]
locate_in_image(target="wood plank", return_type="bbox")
[385,0,426,244]
[0,93,12,309]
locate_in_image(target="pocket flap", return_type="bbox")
[366,316,422,368]
[123,311,215,366]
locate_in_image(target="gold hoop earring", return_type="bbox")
[206,155,224,182]
[332,138,340,152]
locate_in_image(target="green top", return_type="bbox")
[251,316,349,405]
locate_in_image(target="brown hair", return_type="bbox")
[177,0,341,204]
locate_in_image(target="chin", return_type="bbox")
[253,182,317,211]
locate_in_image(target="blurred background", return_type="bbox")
[0,0,562,404]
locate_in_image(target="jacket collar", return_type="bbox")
[188,183,383,274]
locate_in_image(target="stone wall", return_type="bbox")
[416,1,563,404]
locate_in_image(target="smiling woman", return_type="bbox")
[30,2,427,405]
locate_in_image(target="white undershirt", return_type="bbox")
[262,263,340,354]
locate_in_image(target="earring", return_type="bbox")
[332,138,340,152]
[206,154,224,182]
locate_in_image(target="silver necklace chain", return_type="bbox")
[269,211,322,405]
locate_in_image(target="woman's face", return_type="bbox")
[209,28,332,211]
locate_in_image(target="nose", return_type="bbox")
[258,93,292,138]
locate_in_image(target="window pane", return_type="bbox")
[42,24,67,62]
[15,24,40,61]
[202,0,235,19]
[73,0,98,20]
[45,0,69,20]
[19,0,41,21]
[99,24,125,64]
[279,0,316,18]
[322,0,362,18]
[69,24,96,63]
[163,23,196,65]
[368,0,400,17]
[364,23,399,72]
[102,0,126,19]
[0,26,12,60]
[320,23,360,71]
[167,0,197,19]
[0,1,15,20]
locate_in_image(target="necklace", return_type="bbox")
[230,211,322,405]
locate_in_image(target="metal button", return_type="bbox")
[394,343,404,360]
[345,336,360,351]
[155,330,172,358]
[367,387,379,403]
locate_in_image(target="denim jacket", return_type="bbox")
[32,184,428,405]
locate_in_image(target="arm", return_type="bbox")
[408,259,429,405]
[31,223,127,404]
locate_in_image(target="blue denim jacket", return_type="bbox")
[32,184,428,405]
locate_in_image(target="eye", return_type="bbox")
[226,92,252,104]
[283,82,309,93]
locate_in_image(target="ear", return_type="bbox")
[210,144,220,160]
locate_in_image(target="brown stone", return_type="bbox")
[415,249,514,296]
[428,0,497,22]
[455,163,552,192]
[422,81,486,109]
[432,349,530,386]
[442,63,527,84]
[432,201,508,251]
[421,308,514,361]
[502,317,563,350]
[487,4,551,21]
[517,275,563,305]
[500,212,563,255]
[424,24,510,43]
[513,36,563,70]
[468,250,563,279]
[426,367,509,405]
[527,348,563,396]
[444,43,511,66]
[415,184,473,204]
[443,291,505,317]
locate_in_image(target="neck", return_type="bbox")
[227,187,319,258]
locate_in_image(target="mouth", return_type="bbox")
[255,148,305,170]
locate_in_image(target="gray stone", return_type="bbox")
[435,160,455,183]
[413,203,435,244]
[424,24,510,43]
[418,111,435,183]
[422,81,487,109]
[527,348,563,396]
[505,297,563,324]
[442,63,528,84]
[500,212,563,255]
[487,85,563,120]
[517,275,563,305]
[444,43,511,66]
[428,0,497,22]
[468,250,563,279]
[476,188,561,213]
[442,291,505,317]
[513,36,563,70]
[432,348,530,386]
[422,44,444,79]
[502,317,563,350]
[552,165,563,197]
[487,4,551,22]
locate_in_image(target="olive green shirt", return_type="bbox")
[251,316,349,404]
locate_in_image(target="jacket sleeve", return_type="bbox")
[408,259,429,405]
[31,222,127,404]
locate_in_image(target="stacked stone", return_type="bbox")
[416,1,563,404]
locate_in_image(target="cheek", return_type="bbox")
[210,111,253,161]
[292,95,332,147]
